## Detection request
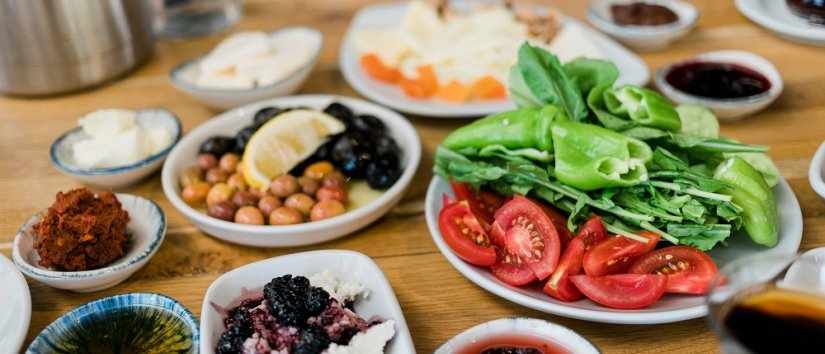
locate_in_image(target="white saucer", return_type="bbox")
[0,253,30,354]
[736,0,825,46]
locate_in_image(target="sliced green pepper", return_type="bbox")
[442,105,566,152]
[713,157,778,247]
[552,121,652,191]
[588,85,681,132]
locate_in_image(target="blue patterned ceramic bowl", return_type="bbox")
[27,293,198,354]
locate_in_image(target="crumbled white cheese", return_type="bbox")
[308,270,368,303]
[72,109,172,168]
[546,24,605,63]
[324,320,396,354]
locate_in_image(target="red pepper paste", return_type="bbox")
[32,188,130,271]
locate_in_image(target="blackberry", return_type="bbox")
[264,275,330,327]
[216,325,251,354]
[293,325,331,354]
[481,347,542,354]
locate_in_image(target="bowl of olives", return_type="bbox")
[161,95,421,247]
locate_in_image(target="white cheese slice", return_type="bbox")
[324,320,396,354]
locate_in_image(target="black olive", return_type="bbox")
[288,136,339,176]
[351,114,386,135]
[323,102,355,126]
[374,135,400,157]
[234,126,256,154]
[199,136,236,156]
[253,106,285,127]
[365,159,401,189]
[332,136,373,178]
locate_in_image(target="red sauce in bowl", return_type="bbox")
[456,334,572,354]
[664,61,772,99]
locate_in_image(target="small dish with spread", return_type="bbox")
[12,189,167,292]
[588,0,698,51]
[435,318,599,354]
[50,108,181,189]
[27,293,198,354]
[170,27,323,110]
[655,50,783,120]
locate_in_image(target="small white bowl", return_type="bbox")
[435,318,599,354]
[200,250,415,354]
[170,27,323,110]
[587,0,698,51]
[808,141,825,201]
[655,50,783,121]
[12,193,166,292]
[161,94,421,248]
[0,253,30,354]
[50,108,182,189]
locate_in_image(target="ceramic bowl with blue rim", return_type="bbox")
[50,108,182,189]
[27,293,198,354]
[12,193,166,292]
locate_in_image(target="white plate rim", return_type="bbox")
[736,0,825,45]
[198,249,415,354]
[807,140,825,200]
[338,1,650,118]
[424,175,803,324]
[0,253,30,354]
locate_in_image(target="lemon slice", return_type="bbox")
[242,110,345,190]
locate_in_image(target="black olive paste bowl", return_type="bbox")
[26,293,198,354]
[655,50,783,121]
[161,94,422,248]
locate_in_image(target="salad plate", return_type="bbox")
[736,0,825,46]
[339,1,649,118]
[425,175,802,324]
[200,250,415,354]
[0,253,30,354]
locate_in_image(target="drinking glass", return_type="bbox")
[153,0,243,38]
[706,248,825,354]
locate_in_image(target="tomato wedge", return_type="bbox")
[489,195,561,283]
[543,216,608,302]
[629,246,719,295]
[569,274,667,309]
[539,203,574,248]
[438,201,497,266]
[582,231,660,276]
[450,181,502,225]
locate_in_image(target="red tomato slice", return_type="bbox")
[629,246,719,294]
[491,195,561,282]
[543,216,608,302]
[490,253,537,286]
[450,181,502,225]
[539,203,574,248]
[438,201,497,266]
[569,274,667,309]
[582,231,660,277]
[441,193,455,208]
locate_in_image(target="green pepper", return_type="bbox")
[713,157,778,247]
[442,105,566,152]
[552,120,652,191]
[588,85,681,132]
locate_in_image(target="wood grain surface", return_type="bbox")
[2,1,824,353]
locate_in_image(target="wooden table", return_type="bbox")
[2,1,824,353]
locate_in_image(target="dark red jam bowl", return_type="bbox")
[664,61,772,100]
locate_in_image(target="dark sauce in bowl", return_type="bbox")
[665,62,772,99]
[456,334,571,354]
[611,2,679,26]
[787,0,825,25]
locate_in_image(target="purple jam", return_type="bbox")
[665,61,772,99]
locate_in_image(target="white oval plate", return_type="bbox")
[808,141,825,200]
[435,318,599,354]
[0,253,30,354]
[425,176,802,324]
[339,1,650,118]
[736,0,825,46]
[161,95,421,247]
[200,250,415,354]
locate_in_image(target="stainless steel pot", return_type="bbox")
[0,0,156,95]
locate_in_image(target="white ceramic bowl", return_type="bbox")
[654,50,783,121]
[200,250,415,354]
[170,27,323,110]
[435,318,599,354]
[0,253,30,354]
[808,141,825,200]
[339,1,650,118]
[736,0,825,47]
[587,0,698,51]
[425,175,802,324]
[50,108,181,189]
[161,95,421,248]
[12,193,167,292]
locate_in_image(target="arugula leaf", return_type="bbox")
[516,43,588,121]
[563,58,619,95]
[508,65,544,108]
